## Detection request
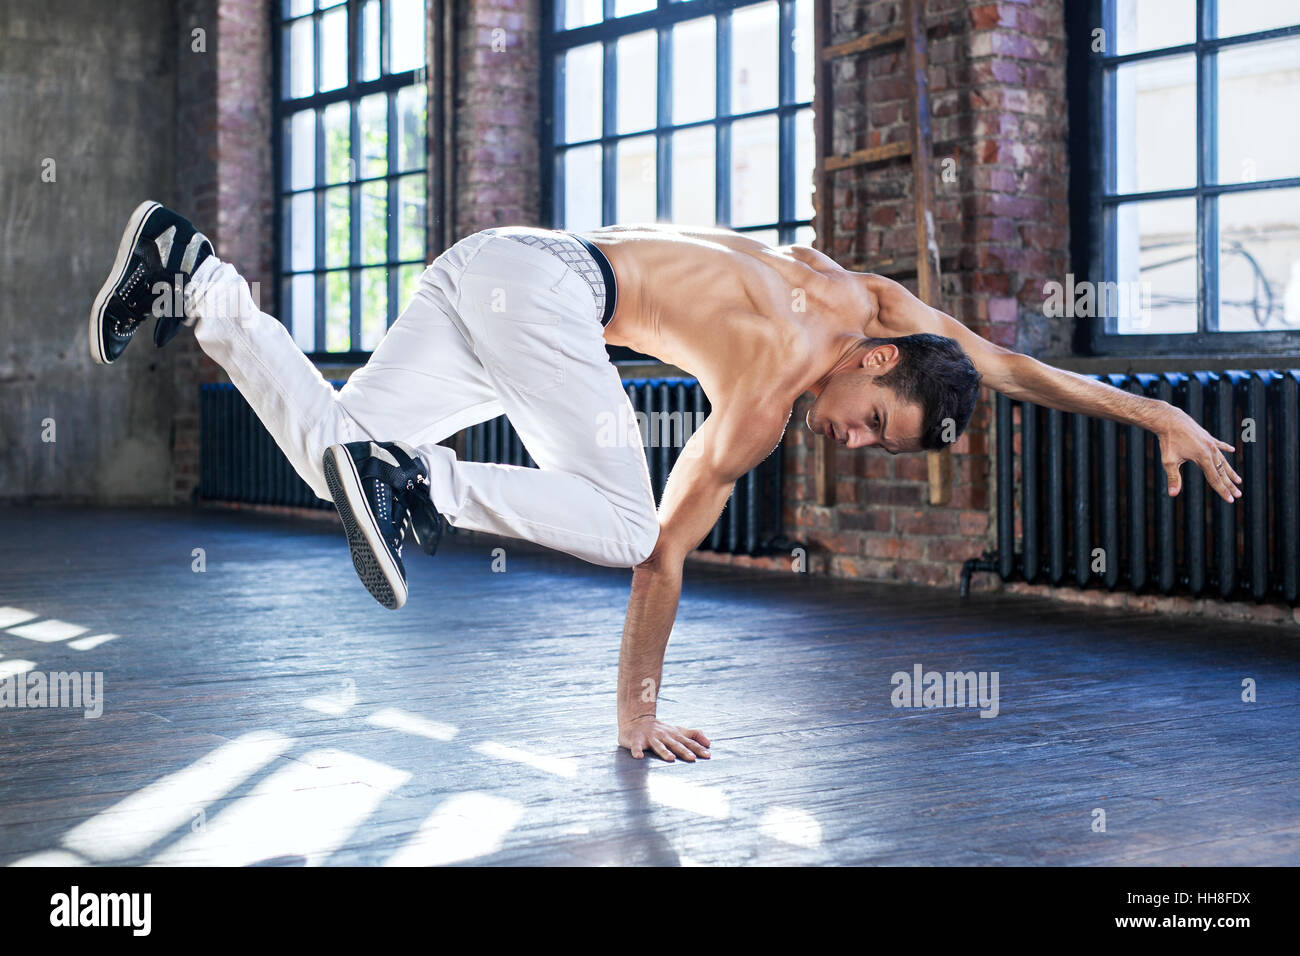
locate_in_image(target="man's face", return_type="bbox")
[805,347,926,454]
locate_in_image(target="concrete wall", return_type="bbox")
[0,0,180,503]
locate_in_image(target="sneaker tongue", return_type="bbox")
[409,498,443,556]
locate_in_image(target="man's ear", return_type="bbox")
[862,342,900,373]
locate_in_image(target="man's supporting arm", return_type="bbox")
[617,404,789,761]
[874,278,1243,503]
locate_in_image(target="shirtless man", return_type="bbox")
[91,204,1242,763]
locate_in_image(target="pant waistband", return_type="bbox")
[475,227,616,326]
[568,233,617,327]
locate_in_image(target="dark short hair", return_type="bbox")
[865,333,981,450]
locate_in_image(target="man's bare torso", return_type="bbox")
[579,224,882,411]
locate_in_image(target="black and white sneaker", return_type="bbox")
[322,441,445,610]
[89,200,213,365]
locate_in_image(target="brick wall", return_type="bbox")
[170,0,276,502]
[776,0,1070,588]
[453,0,542,235]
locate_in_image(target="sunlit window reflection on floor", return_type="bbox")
[6,619,88,643]
[302,692,356,715]
[0,608,37,628]
[68,634,118,651]
[646,774,730,820]
[759,806,823,848]
[472,741,578,778]
[365,707,457,741]
[62,731,293,861]
[8,849,86,867]
[0,659,38,680]
[384,793,524,866]
[150,749,409,867]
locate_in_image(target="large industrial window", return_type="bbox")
[274,0,428,358]
[543,0,817,246]
[1089,0,1300,352]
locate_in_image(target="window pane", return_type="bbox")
[398,174,426,260]
[325,270,351,352]
[794,0,814,102]
[794,108,815,222]
[564,0,602,31]
[795,224,815,246]
[1217,37,1300,185]
[673,18,715,124]
[671,125,715,222]
[1113,0,1194,56]
[731,115,779,226]
[1217,188,1300,331]
[284,0,312,16]
[396,84,427,172]
[564,144,603,229]
[286,110,316,190]
[731,1,779,114]
[1218,1,1300,39]
[1114,198,1196,334]
[289,193,315,271]
[360,181,387,264]
[1113,55,1196,194]
[319,7,348,92]
[397,264,423,317]
[360,0,381,81]
[617,135,657,222]
[617,31,657,134]
[290,274,316,352]
[615,0,656,16]
[360,267,388,350]
[285,18,313,98]
[325,186,350,267]
[747,229,778,247]
[323,102,352,184]
[390,0,426,73]
[564,44,603,142]
[359,93,388,179]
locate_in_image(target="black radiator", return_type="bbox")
[198,381,337,510]
[966,370,1300,604]
[462,376,785,555]
[199,376,785,555]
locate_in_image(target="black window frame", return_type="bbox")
[540,0,815,244]
[271,0,431,364]
[1072,0,1300,356]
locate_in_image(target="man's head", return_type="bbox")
[805,333,981,453]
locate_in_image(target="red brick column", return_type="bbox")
[453,0,542,236]
[170,0,273,503]
[777,0,1069,587]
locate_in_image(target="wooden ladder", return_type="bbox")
[811,0,951,507]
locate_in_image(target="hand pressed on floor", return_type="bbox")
[620,716,711,762]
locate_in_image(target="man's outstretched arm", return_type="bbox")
[873,278,1242,503]
[617,403,789,762]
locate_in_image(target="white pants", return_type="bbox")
[187,230,660,568]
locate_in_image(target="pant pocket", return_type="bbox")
[483,318,566,396]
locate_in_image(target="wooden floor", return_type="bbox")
[1,505,1297,866]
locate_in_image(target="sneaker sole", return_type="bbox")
[89,199,161,366]
[323,445,408,611]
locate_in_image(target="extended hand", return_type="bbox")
[619,716,711,762]
[1157,408,1242,503]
